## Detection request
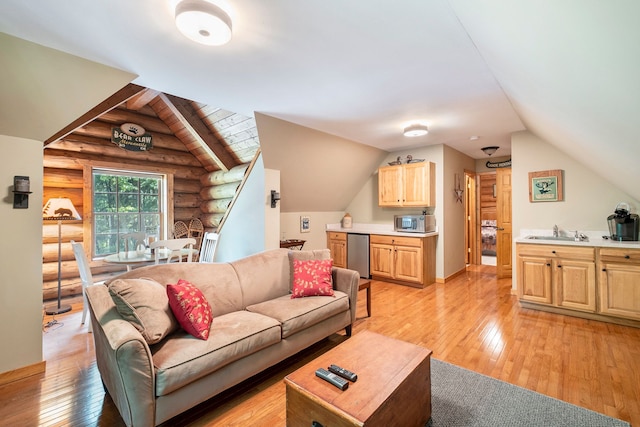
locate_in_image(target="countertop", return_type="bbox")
[326,223,439,238]
[515,229,640,249]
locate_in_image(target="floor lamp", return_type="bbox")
[43,197,82,316]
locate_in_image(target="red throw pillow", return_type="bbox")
[291,259,334,299]
[166,279,213,340]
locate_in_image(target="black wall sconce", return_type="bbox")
[13,176,32,209]
[270,190,280,208]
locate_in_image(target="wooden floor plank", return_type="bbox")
[0,264,638,426]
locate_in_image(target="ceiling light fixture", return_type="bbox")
[175,0,232,46]
[481,146,499,156]
[403,124,429,137]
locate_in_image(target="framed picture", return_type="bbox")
[529,169,564,202]
[300,216,310,233]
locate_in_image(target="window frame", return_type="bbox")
[83,162,174,260]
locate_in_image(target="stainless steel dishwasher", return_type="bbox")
[347,233,370,278]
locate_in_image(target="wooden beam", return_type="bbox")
[161,93,236,171]
[126,88,161,110]
[44,83,146,147]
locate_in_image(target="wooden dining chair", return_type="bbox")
[199,232,219,263]
[149,238,196,264]
[70,240,103,332]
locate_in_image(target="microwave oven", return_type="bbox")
[394,214,436,233]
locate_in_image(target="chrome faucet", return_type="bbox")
[553,224,559,237]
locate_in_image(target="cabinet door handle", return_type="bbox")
[546,263,551,267]
[557,265,562,268]
[602,268,607,272]
[551,250,556,254]
[497,227,505,231]
[625,255,631,259]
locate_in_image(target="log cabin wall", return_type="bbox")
[43,104,207,301]
[479,172,497,222]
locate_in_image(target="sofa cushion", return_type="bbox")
[231,249,292,308]
[151,310,281,396]
[105,263,245,317]
[246,290,349,338]
[288,249,331,291]
[167,279,213,340]
[291,258,334,298]
[108,277,179,345]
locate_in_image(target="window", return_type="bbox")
[92,169,165,257]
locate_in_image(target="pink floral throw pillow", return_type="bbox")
[291,259,334,299]
[166,279,213,340]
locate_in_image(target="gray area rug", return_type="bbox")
[428,359,629,426]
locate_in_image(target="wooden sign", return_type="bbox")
[486,159,511,168]
[111,123,153,151]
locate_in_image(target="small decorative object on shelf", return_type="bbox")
[342,213,352,229]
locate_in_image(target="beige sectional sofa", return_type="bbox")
[85,248,360,427]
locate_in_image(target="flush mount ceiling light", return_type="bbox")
[403,124,429,137]
[481,146,499,156]
[175,0,232,46]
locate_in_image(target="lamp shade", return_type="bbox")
[403,124,429,137]
[175,0,232,46]
[43,198,81,221]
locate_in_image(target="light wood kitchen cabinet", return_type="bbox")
[326,232,347,268]
[378,162,435,207]
[517,243,596,313]
[598,248,640,321]
[370,234,435,287]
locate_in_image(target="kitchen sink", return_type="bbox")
[525,235,578,241]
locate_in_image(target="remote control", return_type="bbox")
[328,364,358,382]
[315,368,349,390]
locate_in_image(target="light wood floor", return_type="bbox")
[3,264,639,426]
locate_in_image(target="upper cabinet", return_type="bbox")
[378,162,436,207]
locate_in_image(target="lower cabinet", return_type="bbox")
[518,243,640,326]
[517,243,596,313]
[598,248,640,321]
[326,232,347,268]
[370,235,434,287]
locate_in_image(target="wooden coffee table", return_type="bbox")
[285,330,432,427]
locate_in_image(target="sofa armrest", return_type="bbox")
[86,285,156,427]
[332,267,360,326]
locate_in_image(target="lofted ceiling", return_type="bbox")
[1,1,639,199]
[45,84,260,174]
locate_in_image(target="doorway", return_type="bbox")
[478,172,497,266]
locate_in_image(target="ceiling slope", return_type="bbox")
[449,0,640,200]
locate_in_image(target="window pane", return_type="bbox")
[94,175,117,192]
[118,176,139,193]
[140,178,158,194]
[118,194,139,212]
[142,214,160,237]
[95,214,118,233]
[95,234,117,256]
[119,214,140,232]
[94,193,116,213]
[141,195,159,212]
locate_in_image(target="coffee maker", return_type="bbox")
[607,202,640,241]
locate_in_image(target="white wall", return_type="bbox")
[280,211,345,250]
[216,155,268,262]
[264,168,281,250]
[0,136,44,373]
[442,145,476,278]
[512,130,640,288]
